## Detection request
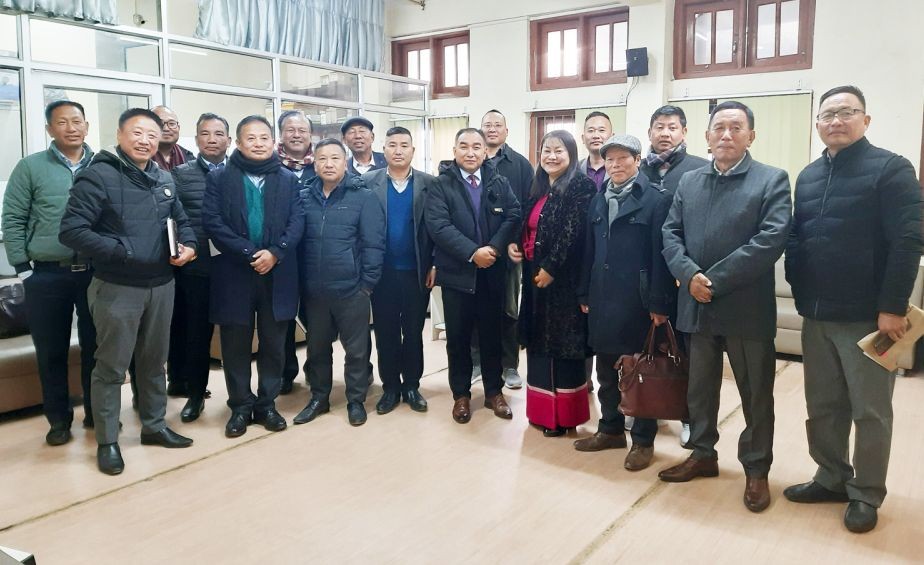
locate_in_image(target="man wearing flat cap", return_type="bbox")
[342,116,386,176]
[574,134,674,472]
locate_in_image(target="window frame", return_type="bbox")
[673,0,814,79]
[528,109,577,165]
[529,8,629,91]
[392,31,470,99]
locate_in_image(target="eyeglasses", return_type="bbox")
[162,120,180,130]
[816,108,864,123]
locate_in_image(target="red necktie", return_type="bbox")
[468,174,479,189]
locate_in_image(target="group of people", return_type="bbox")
[2,84,920,535]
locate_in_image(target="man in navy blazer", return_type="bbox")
[202,115,305,439]
[342,116,386,176]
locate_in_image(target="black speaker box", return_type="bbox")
[626,47,649,77]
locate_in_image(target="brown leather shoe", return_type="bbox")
[744,476,771,512]
[658,455,719,482]
[452,397,471,424]
[573,431,627,452]
[484,393,513,420]
[624,445,654,471]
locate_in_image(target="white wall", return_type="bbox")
[386,0,924,173]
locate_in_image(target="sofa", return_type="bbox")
[775,258,924,371]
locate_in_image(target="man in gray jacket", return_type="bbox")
[658,101,792,513]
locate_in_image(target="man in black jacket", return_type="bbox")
[169,112,230,422]
[481,110,534,389]
[60,108,197,475]
[426,128,521,424]
[293,138,385,427]
[783,85,924,533]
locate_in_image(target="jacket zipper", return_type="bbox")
[812,160,834,318]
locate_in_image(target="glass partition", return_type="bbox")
[42,87,149,152]
[0,15,18,58]
[362,75,426,111]
[30,19,160,76]
[281,101,354,142]
[280,62,359,103]
[0,69,23,244]
[363,111,427,171]
[172,88,274,152]
[170,44,273,91]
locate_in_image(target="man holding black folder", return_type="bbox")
[783,85,924,533]
[60,108,198,475]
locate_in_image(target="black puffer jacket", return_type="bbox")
[171,157,214,276]
[59,148,196,287]
[785,137,923,321]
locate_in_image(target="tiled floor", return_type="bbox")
[1,322,922,564]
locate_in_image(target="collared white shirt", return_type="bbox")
[713,152,748,176]
[387,168,413,193]
[245,174,265,191]
[354,160,374,175]
[459,167,482,186]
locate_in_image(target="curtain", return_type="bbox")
[428,116,468,176]
[0,0,117,24]
[196,0,385,72]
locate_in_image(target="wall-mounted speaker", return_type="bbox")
[626,47,649,77]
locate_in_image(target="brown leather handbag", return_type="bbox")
[617,321,690,420]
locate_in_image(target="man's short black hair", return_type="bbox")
[819,85,866,109]
[482,109,505,121]
[118,108,163,129]
[45,100,86,124]
[649,105,688,127]
[314,137,347,155]
[455,127,487,143]
[709,100,755,130]
[386,126,412,139]
[236,115,274,138]
[277,109,314,132]
[196,112,229,134]
[584,111,611,125]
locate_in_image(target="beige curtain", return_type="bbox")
[428,116,468,175]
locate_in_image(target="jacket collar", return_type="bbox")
[705,151,753,177]
[823,136,871,165]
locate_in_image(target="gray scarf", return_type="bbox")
[606,173,638,225]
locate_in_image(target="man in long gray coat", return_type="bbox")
[658,101,792,514]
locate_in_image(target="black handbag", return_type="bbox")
[0,281,29,338]
[616,321,690,420]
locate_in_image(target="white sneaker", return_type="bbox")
[680,422,691,448]
[471,365,482,384]
[624,416,635,431]
[503,368,523,389]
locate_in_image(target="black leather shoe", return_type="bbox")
[844,500,878,533]
[253,409,287,432]
[166,381,189,397]
[225,413,251,438]
[783,480,849,504]
[293,398,330,425]
[347,402,367,426]
[279,379,294,395]
[140,427,193,448]
[402,389,428,412]
[180,397,205,423]
[376,392,401,415]
[97,443,124,475]
[46,422,72,446]
[543,426,566,437]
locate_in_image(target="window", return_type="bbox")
[530,8,629,91]
[393,32,469,98]
[528,110,576,164]
[674,0,814,78]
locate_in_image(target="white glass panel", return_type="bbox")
[407,50,419,80]
[0,15,17,57]
[563,28,578,76]
[546,30,562,78]
[43,87,148,154]
[171,44,272,90]
[280,62,359,102]
[172,89,272,151]
[715,10,734,64]
[612,22,628,71]
[693,12,712,65]
[757,3,777,59]
[420,49,431,82]
[443,45,457,88]
[281,102,352,142]
[0,68,22,243]
[595,24,610,73]
[457,43,469,86]
[780,0,800,56]
[30,20,160,76]
[362,75,426,111]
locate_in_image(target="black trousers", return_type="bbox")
[218,274,288,416]
[23,265,96,426]
[442,270,504,400]
[282,319,300,383]
[168,270,213,400]
[371,269,430,394]
[596,352,658,446]
[304,290,372,404]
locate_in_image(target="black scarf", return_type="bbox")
[224,150,283,248]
